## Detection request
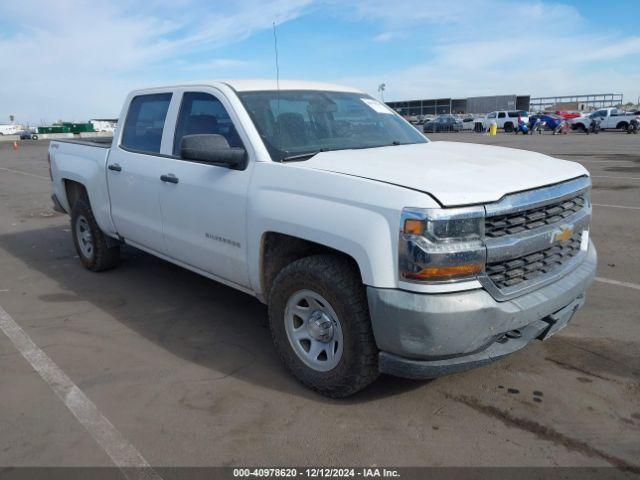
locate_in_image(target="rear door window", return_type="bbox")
[498,112,506,118]
[173,92,243,156]
[121,93,172,153]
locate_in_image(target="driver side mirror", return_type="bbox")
[180,134,247,170]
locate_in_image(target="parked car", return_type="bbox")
[571,108,640,132]
[529,113,570,134]
[460,116,485,132]
[555,111,581,120]
[49,79,596,397]
[17,129,38,140]
[422,114,463,133]
[484,111,529,132]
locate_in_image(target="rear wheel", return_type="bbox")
[71,199,120,271]
[268,255,378,398]
[504,122,514,133]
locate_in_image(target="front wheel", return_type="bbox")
[268,255,378,398]
[71,199,120,271]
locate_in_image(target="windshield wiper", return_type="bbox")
[280,150,325,162]
[347,141,405,151]
[280,142,406,162]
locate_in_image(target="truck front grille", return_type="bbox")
[485,193,586,238]
[486,232,582,289]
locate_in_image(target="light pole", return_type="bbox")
[377,83,386,102]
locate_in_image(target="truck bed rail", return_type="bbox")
[53,137,112,148]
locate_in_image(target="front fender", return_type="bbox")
[246,163,437,296]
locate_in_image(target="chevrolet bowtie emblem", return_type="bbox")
[553,226,573,243]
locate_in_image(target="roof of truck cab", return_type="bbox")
[130,79,365,97]
[218,79,364,93]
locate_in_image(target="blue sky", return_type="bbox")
[1,0,639,123]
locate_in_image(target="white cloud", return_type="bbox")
[372,32,406,43]
[1,0,639,124]
[334,0,640,104]
[0,0,312,123]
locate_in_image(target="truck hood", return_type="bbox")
[295,141,589,206]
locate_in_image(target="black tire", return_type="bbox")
[504,122,514,133]
[71,199,120,272]
[617,122,628,131]
[268,254,378,398]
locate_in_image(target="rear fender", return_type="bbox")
[50,144,117,235]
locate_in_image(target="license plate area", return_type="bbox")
[540,295,585,341]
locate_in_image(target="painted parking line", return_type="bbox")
[592,203,640,211]
[572,159,635,163]
[0,166,49,180]
[591,175,640,180]
[595,277,640,291]
[0,304,161,480]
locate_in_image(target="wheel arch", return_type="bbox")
[62,179,119,247]
[63,179,89,210]
[259,232,364,303]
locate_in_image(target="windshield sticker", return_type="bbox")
[361,98,393,114]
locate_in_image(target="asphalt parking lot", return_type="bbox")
[0,133,639,471]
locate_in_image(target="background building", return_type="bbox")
[529,93,623,112]
[89,118,118,133]
[386,94,531,116]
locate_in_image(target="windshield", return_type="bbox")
[237,90,427,161]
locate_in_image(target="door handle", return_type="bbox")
[160,174,179,184]
[108,163,122,172]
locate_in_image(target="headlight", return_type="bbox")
[399,206,486,283]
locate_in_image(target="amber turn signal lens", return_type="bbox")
[403,219,424,235]
[402,263,483,281]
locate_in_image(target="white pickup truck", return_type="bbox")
[49,80,596,397]
[484,110,529,132]
[571,108,640,132]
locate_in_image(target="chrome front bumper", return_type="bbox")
[367,240,597,379]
